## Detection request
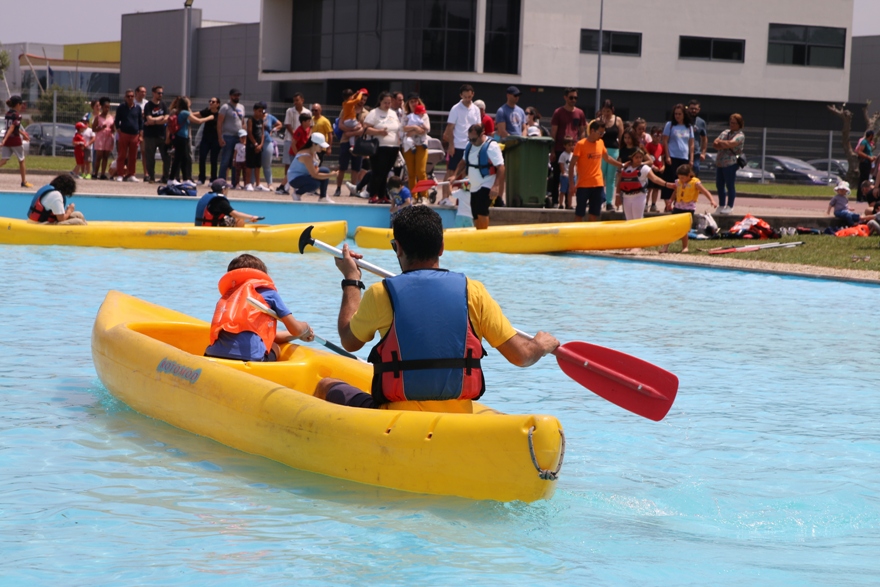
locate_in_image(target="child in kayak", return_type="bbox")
[205,254,315,362]
[661,163,716,253]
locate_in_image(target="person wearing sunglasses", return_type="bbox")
[142,85,170,183]
[113,89,144,182]
[447,124,505,229]
[548,87,587,207]
[312,205,560,410]
[198,98,222,185]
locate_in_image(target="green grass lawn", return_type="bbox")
[661,234,879,271]
[728,183,831,198]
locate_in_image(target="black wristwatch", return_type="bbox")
[341,279,365,290]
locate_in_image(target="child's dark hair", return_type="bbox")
[676,163,694,177]
[228,254,268,273]
[299,111,312,123]
[99,96,111,106]
[563,137,575,146]
[49,174,77,196]
[6,95,23,108]
[387,176,403,190]
[588,119,603,132]
[341,88,354,101]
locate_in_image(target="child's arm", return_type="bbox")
[697,182,717,208]
[826,204,833,215]
[278,313,314,342]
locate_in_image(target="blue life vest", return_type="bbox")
[195,192,227,226]
[368,270,486,404]
[27,185,64,223]
[464,138,497,178]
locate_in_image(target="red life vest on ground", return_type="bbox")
[618,165,646,194]
[208,268,278,353]
[27,185,63,223]
[368,270,487,404]
[835,224,871,237]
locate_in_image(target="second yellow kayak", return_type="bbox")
[354,214,691,253]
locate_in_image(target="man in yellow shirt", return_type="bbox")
[315,206,559,409]
[568,119,623,221]
[310,103,334,165]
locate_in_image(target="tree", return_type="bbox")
[827,103,861,187]
[0,44,11,102]
[35,84,89,125]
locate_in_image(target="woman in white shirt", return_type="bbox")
[362,92,401,203]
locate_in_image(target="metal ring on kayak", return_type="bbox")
[527,426,565,481]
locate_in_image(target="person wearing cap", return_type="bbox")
[473,100,494,137]
[71,122,90,178]
[169,96,214,184]
[827,181,861,227]
[245,101,270,191]
[402,94,432,199]
[278,92,309,195]
[194,179,262,227]
[232,128,249,189]
[217,88,246,182]
[495,86,525,139]
[287,132,335,203]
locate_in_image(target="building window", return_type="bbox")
[679,36,744,62]
[291,0,476,73]
[580,29,641,56]
[767,24,845,68]
[484,0,521,74]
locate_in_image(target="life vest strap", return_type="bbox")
[374,355,482,378]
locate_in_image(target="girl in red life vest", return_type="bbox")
[205,254,315,362]
[615,148,672,221]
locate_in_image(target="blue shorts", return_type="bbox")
[560,176,569,195]
[448,148,465,176]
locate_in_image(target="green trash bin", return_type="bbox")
[500,136,553,207]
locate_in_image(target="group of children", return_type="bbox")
[827,180,880,235]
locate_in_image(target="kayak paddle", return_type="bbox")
[411,178,468,193]
[298,226,679,421]
[708,241,803,255]
[246,296,367,363]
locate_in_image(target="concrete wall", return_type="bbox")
[849,36,880,104]
[1,43,64,98]
[194,23,272,101]
[120,9,201,96]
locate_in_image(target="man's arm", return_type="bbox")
[568,154,579,195]
[443,122,456,156]
[335,244,367,352]
[496,332,559,367]
[700,131,708,160]
[490,164,506,201]
[602,151,623,167]
[217,108,227,146]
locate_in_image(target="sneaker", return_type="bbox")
[114,176,123,182]
[21,181,33,188]
[235,184,244,190]
[333,188,341,198]
[245,184,254,192]
[83,174,91,180]
[358,189,371,199]
[368,196,379,204]
[275,184,289,195]
[147,177,155,184]
[255,185,270,192]
[99,175,109,180]
[649,204,658,212]
[344,181,359,195]
[605,203,614,211]
[124,176,140,182]
[719,206,731,215]
[292,193,302,201]
[318,195,336,203]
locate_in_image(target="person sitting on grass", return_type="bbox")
[205,254,315,362]
[660,164,716,254]
[387,175,412,226]
[828,181,861,227]
[26,174,86,225]
[194,179,262,227]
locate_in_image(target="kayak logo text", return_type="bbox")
[156,358,202,384]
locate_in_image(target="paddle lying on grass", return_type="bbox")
[298,225,678,421]
[708,241,804,255]
[246,296,367,363]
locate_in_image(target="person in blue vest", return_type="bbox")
[194,178,262,227]
[26,175,86,225]
[313,205,559,409]
[447,124,505,229]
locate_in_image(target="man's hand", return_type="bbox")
[218,137,226,147]
[700,153,706,161]
[335,244,363,280]
[533,331,560,355]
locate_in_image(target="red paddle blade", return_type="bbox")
[412,179,438,192]
[555,341,678,421]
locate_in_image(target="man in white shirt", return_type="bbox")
[442,84,481,199]
[448,124,505,230]
[278,92,308,194]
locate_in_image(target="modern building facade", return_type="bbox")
[259,0,854,129]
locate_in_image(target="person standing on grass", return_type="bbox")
[198,97,222,185]
[549,88,587,208]
[660,104,694,211]
[599,99,625,212]
[261,106,283,191]
[0,95,32,188]
[113,89,144,182]
[713,113,745,215]
[278,92,308,195]
[92,97,115,180]
[855,129,876,194]
[442,85,481,201]
[142,86,170,184]
[310,103,333,166]
[169,96,213,184]
[616,147,671,221]
[687,99,708,175]
[245,101,269,192]
[217,88,245,183]
[568,119,623,222]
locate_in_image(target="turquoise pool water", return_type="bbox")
[1,244,877,585]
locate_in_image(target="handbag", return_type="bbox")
[352,132,379,157]
[736,154,747,168]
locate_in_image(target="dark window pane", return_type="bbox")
[768,42,807,65]
[680,36,712,59]
[320,1,334,35]
[335,0,358,33]
[425,0,446,28]
[406,0,424,29]
[580,29,599,52]
[769,24,805,42]
[293,0,316,36]
[610,32,640,55]
[333,33,358,69]
[446,30,472,70]
[358,32,381,69]
[321,34,334,69]
[807,26,845,46]
[808,45,844,68]
[359,0,378,28]
[380,30,406,68]
[404,28,423,69]
[712,39,744,62]
[382,0,406,30]
[422,29,445,70]
[447,0,473,29]
[291,35,317,71]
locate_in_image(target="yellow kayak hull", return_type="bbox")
[0,217,347,252]
[91,291,563,502]
[355,214,691,253]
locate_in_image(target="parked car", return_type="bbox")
[25,123,77,156]
[757,155,840,185]
[806,158,849,177]
[0,128,29,153]
[699,153,775,182]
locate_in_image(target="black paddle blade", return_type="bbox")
[298,225,315,254]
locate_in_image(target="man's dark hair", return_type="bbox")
[392,206,443,262]
[293,92,304,100]
[49,174,77,196]
[459,84,474,94]
[136,85,146,93]
[588,119,603,132]
[563,87,577,96]
[151,85,163,93]
[467,123,484,136]
[688,99,701,107]
[99,96,111,106]
[228,254,268,273]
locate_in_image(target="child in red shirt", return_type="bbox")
[290,112,313,155]
[72,122,88,178]
[645,126,665,212]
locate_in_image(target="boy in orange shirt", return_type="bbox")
[568,119,623,221]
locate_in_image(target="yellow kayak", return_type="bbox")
[0,218,347,252]
[354,214,691,253]
[91,291,564,502]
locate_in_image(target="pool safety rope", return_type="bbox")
[528,426,565,481]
